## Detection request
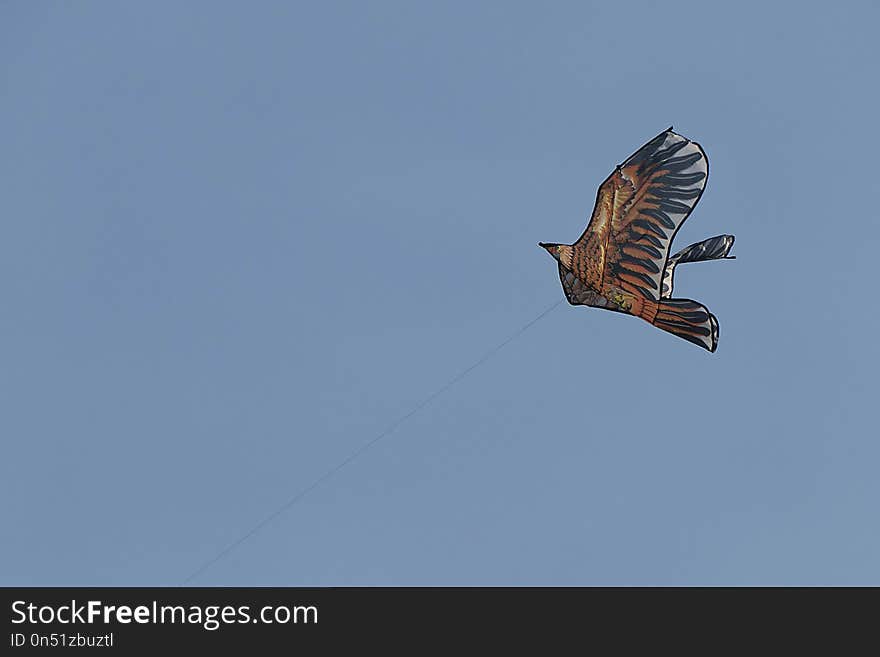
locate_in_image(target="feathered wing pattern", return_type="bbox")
[575,128,709,301]
[651,298,719,352]
[661,234,735,297]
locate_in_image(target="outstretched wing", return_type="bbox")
[575,129,708,300]
[661,234,735,297]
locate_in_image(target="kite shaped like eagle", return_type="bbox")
[540,128,734,352]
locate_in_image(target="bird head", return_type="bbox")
[538,242,559,257]
[539,242,573,269]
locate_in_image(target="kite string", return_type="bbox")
[181,298,563,585]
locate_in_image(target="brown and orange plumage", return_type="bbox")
[540,128,734,352]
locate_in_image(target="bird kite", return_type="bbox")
[539,128,734,352]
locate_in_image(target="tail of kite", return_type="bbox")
[641,298,719,352]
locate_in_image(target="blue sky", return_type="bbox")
[2,1,878,585]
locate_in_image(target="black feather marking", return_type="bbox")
[632,219,668,238]
[662,152,703,170]
[625,133,669,167]
[654,187,702,200]
[662,299,702,308]
[654,318,711,336]
[617,267,656,287]
[658,199,692,214]
[658,309,710,323]
[627,243,663,259]
[648,139,689,165]
[632,231,664,248]
[640,208,676,229]
[655,172,706,185]
[619,256,660,273]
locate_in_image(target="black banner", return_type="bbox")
[1,587,871,651]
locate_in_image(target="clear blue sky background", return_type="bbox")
[2,1,878,585]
